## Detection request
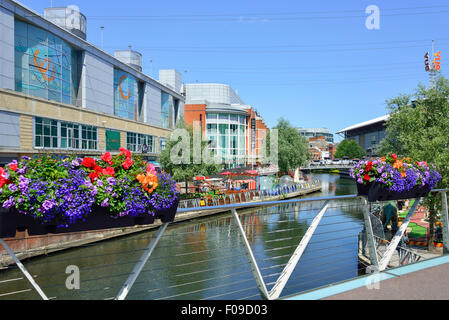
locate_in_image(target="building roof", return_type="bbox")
[336,115,390,134]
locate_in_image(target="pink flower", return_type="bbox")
[146,164,157,175]
[102,166,115,176]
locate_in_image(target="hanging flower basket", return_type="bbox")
[0,149,179,237]
[351,153,441,202]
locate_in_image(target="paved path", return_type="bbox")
[285,255,449,300]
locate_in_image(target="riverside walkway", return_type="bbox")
[286,255,449,300]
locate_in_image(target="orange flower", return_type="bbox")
[401,171,406,178]
[393,160,403,169]
[136,172,158,194]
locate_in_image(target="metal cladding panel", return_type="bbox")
[82,52,114,115]
[0,111,20,148]
[0,6,14,90]
[145,83,162,127]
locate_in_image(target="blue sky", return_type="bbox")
[20,0,449,141]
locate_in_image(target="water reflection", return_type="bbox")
[0,174,364,300]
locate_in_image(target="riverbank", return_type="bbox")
[0,184,322,267]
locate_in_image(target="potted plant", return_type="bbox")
[0,148,179,237]
[350,153,441,202]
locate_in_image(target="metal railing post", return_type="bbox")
[231,209,269,300]
[378,198,420,271]
[441,191,449,253]
[115,223,169,300]
[0,239,48,300]
[361,197,380,272]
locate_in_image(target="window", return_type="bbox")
[160,137,167,151]
[161,92,174,128]
[114,69,140,120]
[81,125,97,150]
[34,117,58,148]
[127,132,156,153]
[60,121,79,149]
[34,117,98,150]
[14,20,80,105]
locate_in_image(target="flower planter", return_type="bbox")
[0,206,165,238]
[356,182,431,202]
[155,197,180,223]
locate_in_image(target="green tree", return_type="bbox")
[378,75,449,248]
[274,118,310,174]
[159,117,221,193]
[334,139,365,159]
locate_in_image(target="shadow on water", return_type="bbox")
[0,173,365,300]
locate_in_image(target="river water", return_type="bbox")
[0,173,365,300]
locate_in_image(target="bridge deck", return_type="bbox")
[284,255,449,300]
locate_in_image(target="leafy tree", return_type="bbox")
[159,117,221,193]
[273,118,310,174]
[378,75,449,248]
[334,139,365,159]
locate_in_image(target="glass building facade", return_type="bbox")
[161,92,174,129]
[113,69,140,120]
[14,20,80,106]
[206,112,246,165]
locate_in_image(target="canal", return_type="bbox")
[0,173,365,300]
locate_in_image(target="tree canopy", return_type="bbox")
[334,139,365,159]
[377,75,449,247]
[159,117,221,187]
[378,75,449,188]
[273,118,310,174]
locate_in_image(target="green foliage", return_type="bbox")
[274,118,310,173]
[334,139,365,159]
[379,76,449,188]
[378,75,449,246]
[159,117,220,184]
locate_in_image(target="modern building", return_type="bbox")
[298,127,334,144]
[308,136,335,161]
[183,83,268,168]
[336,115,389,157]
[0,1,185,164]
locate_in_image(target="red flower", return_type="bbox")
[94,165,103,173]
[391,153,397,161]
[102,166,115,176]
[365,161,373,172]
[122,157,133,170]
[119,147,132,158]
[88,171,99,182]
[101,152,113,165]
[9,163,17,171]
[363,174,370,182]
[82,157,96,169]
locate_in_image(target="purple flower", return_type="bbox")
[105,186,113,193]
[17,166,27,174]
[101,198,109,207]
[107,177,116,186]
[8,184,17,192]
[2,196,15,208]
[97,179,104,187]
[42,199,55,211]
[72,159,80,167]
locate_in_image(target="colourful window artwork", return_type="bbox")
[14,20,80,106]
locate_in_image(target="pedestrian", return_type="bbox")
[382,201,398,234]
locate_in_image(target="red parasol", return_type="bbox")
[245,170,259,176]
[193,176,206,180]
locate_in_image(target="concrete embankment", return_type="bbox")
[0,185,321,267]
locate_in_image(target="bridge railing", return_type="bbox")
[0,189,448,300]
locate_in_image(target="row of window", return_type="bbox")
[34,117,167,153]
[34,117,97,150]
